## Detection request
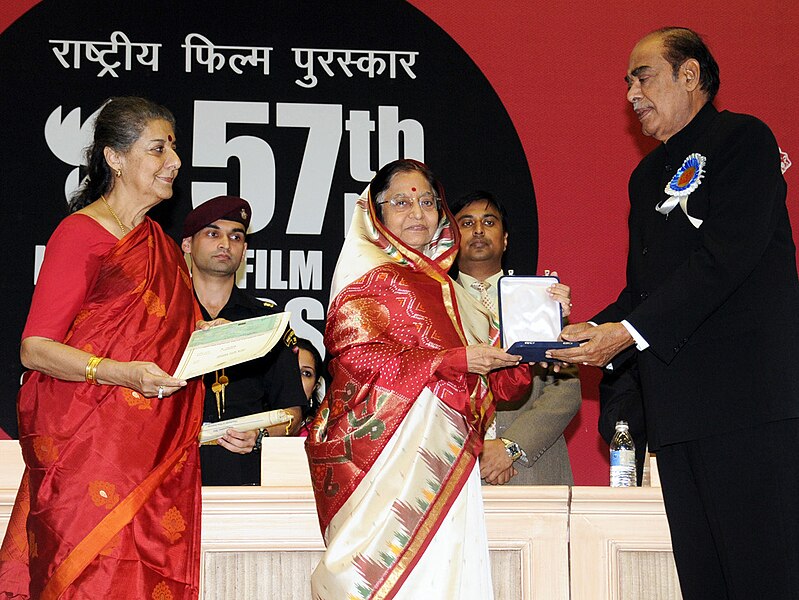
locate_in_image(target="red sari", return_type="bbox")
[0,216,203,600]
[306,189,531,599]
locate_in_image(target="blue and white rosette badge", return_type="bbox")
[656,153,706,228]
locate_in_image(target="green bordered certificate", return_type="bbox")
[173,312,291,380]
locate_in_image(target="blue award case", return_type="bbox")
[497,275,578,362]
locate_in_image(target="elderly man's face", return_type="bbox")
[625,35,695,142]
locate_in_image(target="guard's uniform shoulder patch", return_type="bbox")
[283,327,298,348]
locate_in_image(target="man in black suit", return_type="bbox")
[550,27,799,599]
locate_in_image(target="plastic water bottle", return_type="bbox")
[609,421,636,487]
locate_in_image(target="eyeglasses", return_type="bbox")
[378,192,440,213]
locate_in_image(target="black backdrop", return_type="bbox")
[0,0,536,437]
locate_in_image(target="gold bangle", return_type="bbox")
[90,357,104,385]
[84,355,97,383]
[85,355,105,385]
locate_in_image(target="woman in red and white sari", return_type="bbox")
[306,159,532,599]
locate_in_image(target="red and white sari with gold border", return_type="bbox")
[306,188,530,600]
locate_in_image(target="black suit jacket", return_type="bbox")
[595,103,799,450]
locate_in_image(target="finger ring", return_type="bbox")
[158,386,164,399]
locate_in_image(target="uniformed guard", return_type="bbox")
[182,195,307,485]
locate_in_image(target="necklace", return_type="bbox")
[100,195,129,236]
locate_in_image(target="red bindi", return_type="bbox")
[168,134,173,141]
[411,187,416,192]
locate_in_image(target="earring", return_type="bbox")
[115,169,122,178]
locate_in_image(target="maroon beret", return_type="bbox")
[182,196,252,238]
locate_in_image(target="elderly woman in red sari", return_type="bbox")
[0,97,203,599]
[306,159,532,599]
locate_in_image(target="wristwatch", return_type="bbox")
[500,437,528,465]
[253,428,269,452]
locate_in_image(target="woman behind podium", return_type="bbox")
[0,97,204,599]
[306,159,532,599]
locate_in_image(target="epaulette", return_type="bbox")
[283,327,298,348]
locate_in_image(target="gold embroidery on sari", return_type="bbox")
[88,481,120,509]
[151,580,174,600]
[142,289,166,317]
[161,506,186,543]
[173,450,189,474]
[121,388,153,410]
[33,435,59,464]
[72,309,92,329]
